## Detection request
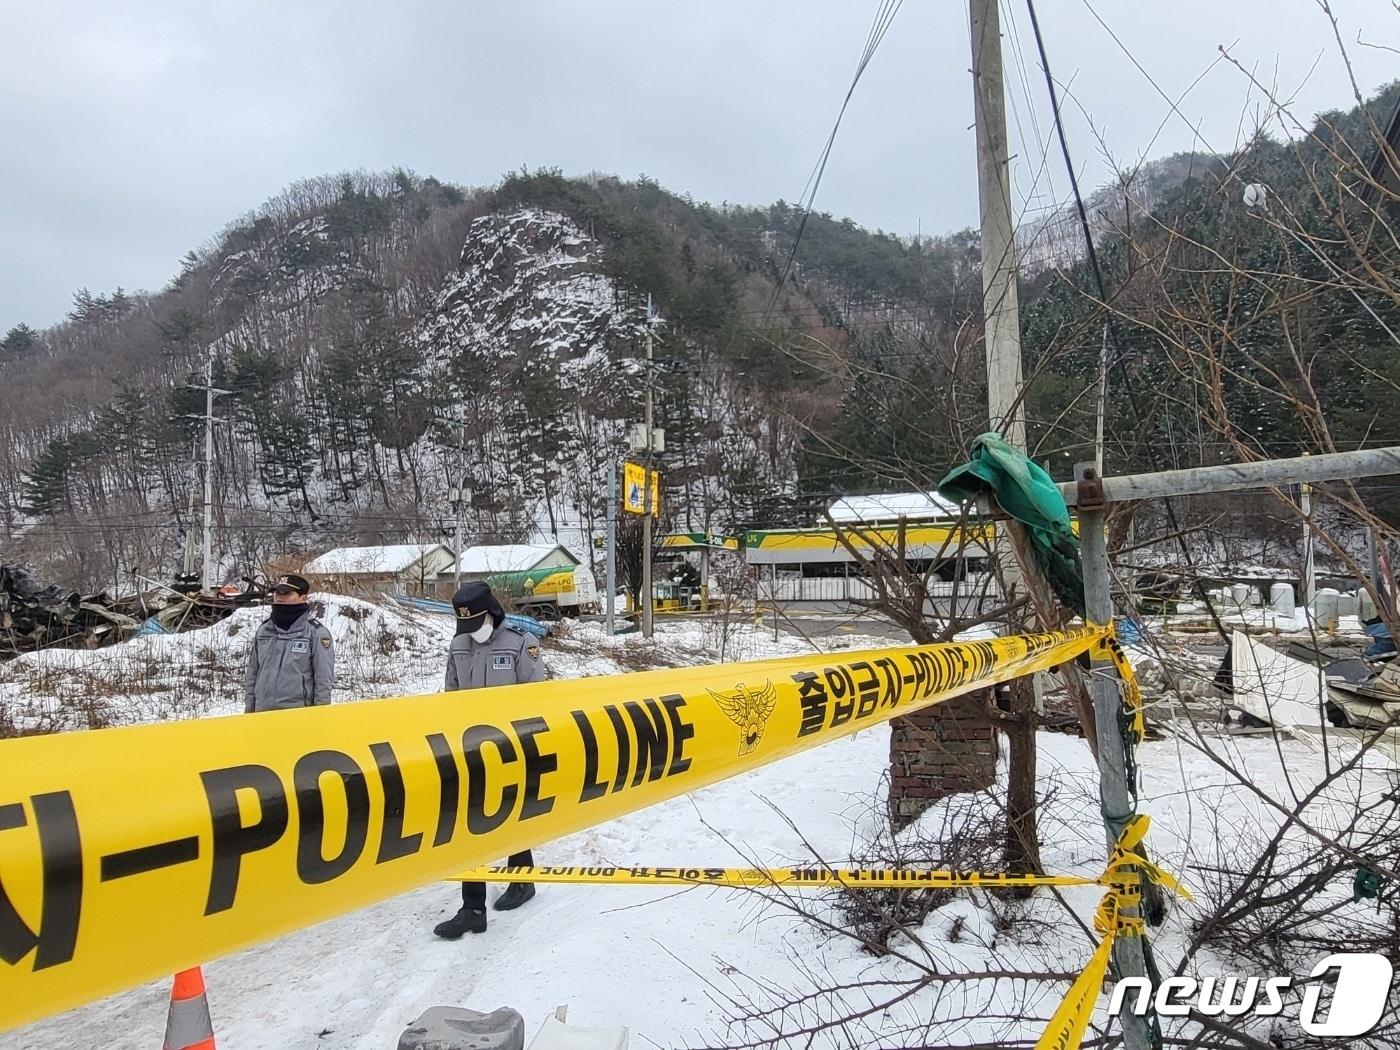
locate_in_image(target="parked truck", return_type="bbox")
[486,566,599,619]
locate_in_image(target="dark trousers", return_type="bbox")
[461,849,533,910]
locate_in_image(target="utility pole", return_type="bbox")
[970,0,1027,456]
[451,410,467,591]
[970,0,1032,617]
[451,500,463,590]
[970,0,1048,878]
[973,0,1146,1034]
[642,295,657,639]
[196,356,231,594]
[699,543,710,614]
[1368,529,1389,615]
[1300,481,1316,608]
[772,563,779,643]
[606,455,618,636]
[181,441,199,577]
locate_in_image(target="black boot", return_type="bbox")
[493,883,536,911]
[433,906,487,939]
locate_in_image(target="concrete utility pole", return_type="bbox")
[969,0,1032,616]
[197,356,231,594]
[642,295,657,639]
[451,502,463,590]
[1368,529,1388,614]
[970,0,1055,880]
[970,0,1027,455]
[699,544,711,613]
[606,455,618,636]
[181,447,199,577]
[1301,481,1316,608]
[451,410,467,591]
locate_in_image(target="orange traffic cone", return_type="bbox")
[163,967,216,1050]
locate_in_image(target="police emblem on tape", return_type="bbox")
[708,680,778,756]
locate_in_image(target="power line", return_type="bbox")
[763,0,905,323]
[1024,0,1232,645]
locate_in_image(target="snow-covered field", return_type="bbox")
[2,599,1394,1048]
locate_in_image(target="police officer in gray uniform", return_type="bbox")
[243,573,335,713]
[434,580,545,939]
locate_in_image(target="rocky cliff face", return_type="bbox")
[0,175,817,587]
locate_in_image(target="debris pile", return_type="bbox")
[0,564,144,659]
[0,565,278,659]
[138,583,266,635]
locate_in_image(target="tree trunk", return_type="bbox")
[1003,677,1042,876]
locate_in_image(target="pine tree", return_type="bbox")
[21,436,78,515]
[2,323,38,356]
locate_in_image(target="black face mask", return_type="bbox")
[271,603,310,630]
[454,611,488,636]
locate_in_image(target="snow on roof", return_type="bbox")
[303,544,444,575]
[453,544,575,574]
[827,492,960,524]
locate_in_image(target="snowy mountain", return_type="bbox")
[7,158,994,590]
[0,172,867,587]
[5,80,1396,593]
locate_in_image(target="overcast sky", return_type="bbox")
[3,1,1397,332]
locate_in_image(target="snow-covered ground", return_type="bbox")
[3,599,1394,1048]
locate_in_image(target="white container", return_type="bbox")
[529,1015,629,1050]
[1314,588,1340,630]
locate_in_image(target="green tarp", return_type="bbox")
[937,432,1086,617]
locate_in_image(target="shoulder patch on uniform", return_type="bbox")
[320,636,332,648]
[527,644,541,659]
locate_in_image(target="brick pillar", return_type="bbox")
[888,688,997,830]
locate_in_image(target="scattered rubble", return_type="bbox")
[0,564,146,659]
[0,565,273,661]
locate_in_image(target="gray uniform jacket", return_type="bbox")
[243,613,335,712]
[445,622,545,691]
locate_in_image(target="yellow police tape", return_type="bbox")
[1034,816,1190,1050]
[452,864,1105,889]
[451,814,1190,1050]
[0,625,1102,1030]
[1100,634,1147,743]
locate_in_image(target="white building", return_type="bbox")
[442,543,580,582]
[743,492,991,605]
[302,543,456,596]
[826,491,962,525]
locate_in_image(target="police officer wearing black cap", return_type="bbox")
[433,580,545,939]
[243,574,335,713]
